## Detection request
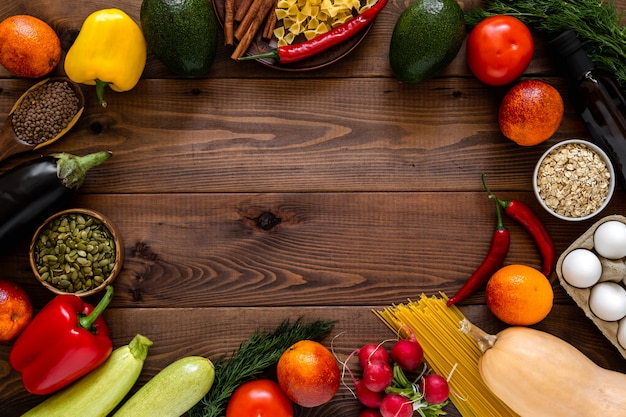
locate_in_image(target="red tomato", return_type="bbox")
[226,379,294,417]
[466,15,534,86]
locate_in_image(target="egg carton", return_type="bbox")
[556,214,626,360]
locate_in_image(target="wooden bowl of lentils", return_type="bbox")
[29,208,124,297]
[10,77,84,149]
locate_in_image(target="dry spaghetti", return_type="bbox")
[374,293,520,417]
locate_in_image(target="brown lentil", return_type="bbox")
[11,81,80,145]
[33,212,117,294]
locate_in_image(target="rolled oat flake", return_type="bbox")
[537,142,611,218]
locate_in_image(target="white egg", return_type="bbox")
[589,282,626,321]
[594,221,626,259]
[560,248,603,288]
[618,317,626,349]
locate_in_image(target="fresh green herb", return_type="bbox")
[464,0,626,88]
[385,364,449,417]
[188,318,335,417]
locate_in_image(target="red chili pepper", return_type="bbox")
[482,174,556,276]
[238,0,388,64]
[9,285,114,395]
[447,198,510,306]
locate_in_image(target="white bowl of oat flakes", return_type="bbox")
[534,139,615,221]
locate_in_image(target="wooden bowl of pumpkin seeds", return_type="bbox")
[29,208,124,297]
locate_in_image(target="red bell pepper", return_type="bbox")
[9,285,114,395]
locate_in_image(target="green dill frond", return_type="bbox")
[188,318,335,417]
[464,0,626,88]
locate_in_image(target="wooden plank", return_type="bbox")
[0,192,625,307]
[0,77,589,193]
[1,192,622,310]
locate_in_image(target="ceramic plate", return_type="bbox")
[212,0,373,70]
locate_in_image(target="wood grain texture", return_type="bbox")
[0,77,590,193]
[1,0,626,416]
[2,191,621,310]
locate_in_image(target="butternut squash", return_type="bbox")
[460,319,626,417]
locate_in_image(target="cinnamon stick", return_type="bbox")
[231,0,275,59]
[224,0,236,45]
[262,0,278,40]
[235,0,268,41]
[234,0,254,22]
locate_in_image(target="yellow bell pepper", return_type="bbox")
[64,8,146,107]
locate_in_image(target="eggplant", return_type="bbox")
[0,151,112,248]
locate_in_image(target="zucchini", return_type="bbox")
[22,334,153,417]
[112,356,215,417]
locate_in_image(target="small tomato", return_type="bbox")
[226,379,294,417]
[466,15,534,86]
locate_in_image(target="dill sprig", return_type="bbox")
[464,0,626,88]
[188,318,335,417]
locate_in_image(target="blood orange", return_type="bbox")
[276,340,340,408]
[0,279,33,342]
[0,15,61,78]
[498,80,564,146]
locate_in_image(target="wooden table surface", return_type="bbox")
[2,0,626,415]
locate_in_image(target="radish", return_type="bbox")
[358,343,389,369]
[391,326,424,372]
[359,408,383,417]
[355,379,385,407]
[342,353,385,407]
[419,374,450,404]
[362,359,393,392]
[379,393,413,417]
[390,338,423,372]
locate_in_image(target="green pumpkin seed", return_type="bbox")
[34,212,118,294]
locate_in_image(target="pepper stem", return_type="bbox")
[79,285,114,331]
[481,173,508,211]
[238,50,280,61]
[459,319,497,353]
[128,334,153,361]
[95,79,111,108]
[494,193,505,230]
[52,151,112,190]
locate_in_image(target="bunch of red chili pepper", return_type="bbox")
[447,174,556,306]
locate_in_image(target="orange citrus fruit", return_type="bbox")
[0,15,61,78]
[498,80,564,146]
[486,264,554,325]
[0,279,33,342]
[276,340,340,408]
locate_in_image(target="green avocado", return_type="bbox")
[140,0,218,77]
[389,0,465,84]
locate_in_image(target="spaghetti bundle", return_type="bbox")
[374,293,519,417]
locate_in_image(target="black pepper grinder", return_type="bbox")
[548,29,626,188]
